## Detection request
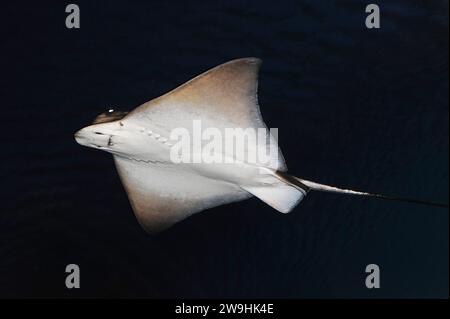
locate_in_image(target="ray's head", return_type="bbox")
[74,109,130,155]
[90,109,129,125]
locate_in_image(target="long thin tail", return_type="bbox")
[277,172,449,208]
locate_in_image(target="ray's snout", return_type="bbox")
[74,125,117,150]
[74,127,105,147]
[74,128,88,146]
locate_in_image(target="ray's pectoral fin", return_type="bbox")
[125,57,287,172]
[127,57,264,127]
[114,157,250,233]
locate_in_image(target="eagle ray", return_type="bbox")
[75,58,448,233]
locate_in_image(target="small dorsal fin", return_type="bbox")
[127,58,264,128]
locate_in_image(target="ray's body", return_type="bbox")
[75,58,447,233]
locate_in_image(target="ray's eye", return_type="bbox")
[91,108,129,125]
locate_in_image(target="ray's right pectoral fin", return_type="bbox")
[113,156,249,233]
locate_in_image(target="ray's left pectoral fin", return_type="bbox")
[113,156,249,233]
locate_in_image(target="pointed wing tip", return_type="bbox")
[220,57,262,70]
[226,57,262,67]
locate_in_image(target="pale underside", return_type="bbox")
[114,156,252,232]
[112,58,304,232]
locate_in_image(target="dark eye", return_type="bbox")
[92,109,129,125]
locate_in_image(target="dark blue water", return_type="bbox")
[1,0,448,298]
